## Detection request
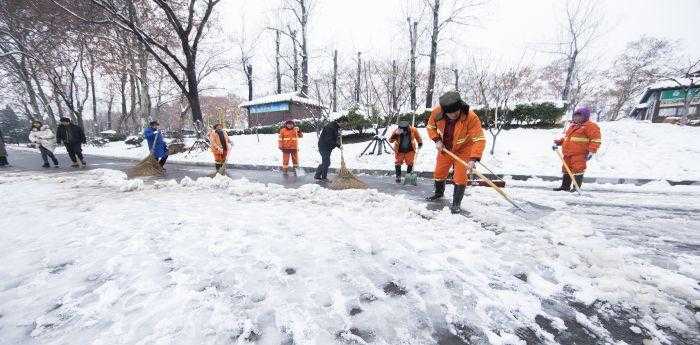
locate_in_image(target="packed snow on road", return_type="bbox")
[1,169,698,344]
[12,120,697,181]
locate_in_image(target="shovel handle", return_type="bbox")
[554,148,582,195]
[442,149,525,212]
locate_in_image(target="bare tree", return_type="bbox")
[55,0,223,126]
[281,0,313,96]
[604,37,675,120]
[552,0,604,112]
[662,58,700,125]
[407,17,418,110]
[423,0,482,108]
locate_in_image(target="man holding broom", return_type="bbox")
[144,121,169,169]
[552,106,601,192]
[209,123,233,172]
[315,116,349,182]
[426,91,486,214]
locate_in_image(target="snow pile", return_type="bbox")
[0,170,697,344]
[71,168,143,192]
[23,120,695,181]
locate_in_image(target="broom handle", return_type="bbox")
[442,148,525,212]
[554,148,582,195]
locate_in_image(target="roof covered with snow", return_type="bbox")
[239,92,325,108]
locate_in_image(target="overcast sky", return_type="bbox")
[215,0,699,97]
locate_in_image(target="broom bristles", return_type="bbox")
[328,153,367,190]
[128,153,165,178]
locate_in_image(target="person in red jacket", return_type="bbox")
[389,121,422,183]
[552,106,602,191]
[278,120,303,174]
[426,91,486,213]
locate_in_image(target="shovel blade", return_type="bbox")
[508,201,556,220]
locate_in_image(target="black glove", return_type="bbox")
[418,143,423,149]
[551,145,558,151]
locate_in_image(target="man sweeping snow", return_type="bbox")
[208,123,233,172]
[426,91,486,214]
[28,121,59,168]
[552,107,602,192]
[278,120,303,174]
[144,121,169,169]
[389,121,422,183]
[314,116,349,182]
[56,117,86,168]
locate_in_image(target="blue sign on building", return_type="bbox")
[249,101,289,114]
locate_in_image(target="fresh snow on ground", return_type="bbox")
[18,120,695,181]
[1,169,698,344]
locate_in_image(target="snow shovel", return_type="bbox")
[442,149,554,217]
[554,148,582,196]
[403,149,419,186]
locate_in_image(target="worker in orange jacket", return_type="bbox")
[426,91,486,213]
[552,106,602,191]
[209,123,233,172]
[278,120,303,174]
[389,120,423,183]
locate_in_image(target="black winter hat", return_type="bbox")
[398,120,410,128]
[335,116,349,123]
[59,117,71,123]
[439,91,466,113]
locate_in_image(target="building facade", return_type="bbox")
[240,92,325,127]
[630,83,700,123]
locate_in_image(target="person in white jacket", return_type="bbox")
[28,121,59,168]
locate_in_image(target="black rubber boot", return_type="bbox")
[553,174,571,191]
[42,163,50,168]
[406,165,413,173]
[215,163,222,171]
[395,165,402,183]
[571,174,584,192]
[450,185,466,214]
[426,180,445,201]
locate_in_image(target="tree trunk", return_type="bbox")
[119,72,128,133]
[185,65,204,125]
[425,0,440,109]
[291,30,298,92]
[391,60,397,115]
[453,68,459,92]
[408,19,417,111]
[137,42,151,120]
[300,0,309,96]
[106,92,114,130]
[245,64,253,101]
[29,65,56,128]
[17,57,42,118]
[355,52,361,104]
[332,49,338,112]
[89,51,98,130]
[562,50,578,109]
[275,30,282,94]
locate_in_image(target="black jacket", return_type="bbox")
[56,124,86,145]
[318,121,341,150]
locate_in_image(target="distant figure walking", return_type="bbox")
[56,117,86,168]
[29,121,59,168]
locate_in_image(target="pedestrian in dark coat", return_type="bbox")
[55,117,87,168]
[144,121,169,167]
[0,128,8,166]
[314,116,349,181]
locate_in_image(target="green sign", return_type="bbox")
[660,87,700,106]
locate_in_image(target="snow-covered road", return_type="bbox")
[1,164,698,345]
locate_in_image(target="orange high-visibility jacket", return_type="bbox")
[278,127,303,150]
[209,129,232,154]
[427,105,486,160]
[558,121,601,157]
[389,126,422,152]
